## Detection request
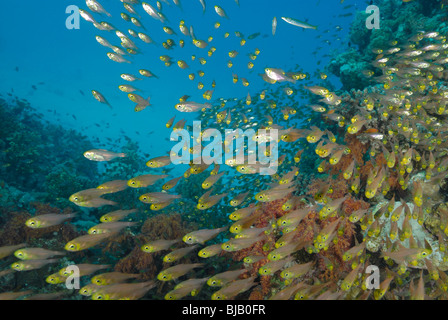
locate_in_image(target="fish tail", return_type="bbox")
[47,258,60,263]
[119,153,127,158]
[193,263,204,268]
[142,280,156,288]
[126,222,138,227]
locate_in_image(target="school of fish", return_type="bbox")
[2,0,448,301]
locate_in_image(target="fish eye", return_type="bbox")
[188,237,192,241]
[96,295,104,300]
[74,197,79,201]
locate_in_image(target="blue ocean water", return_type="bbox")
[0,0,358,156]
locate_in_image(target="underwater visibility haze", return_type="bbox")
[1,0,448,301]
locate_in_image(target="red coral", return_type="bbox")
[248,287,264,300]
[341,197,370,216]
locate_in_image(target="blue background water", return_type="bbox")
[0,0,361,159]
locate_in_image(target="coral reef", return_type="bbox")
[0,203,81,293]
[0,97,97,200]
[330,0,448,90]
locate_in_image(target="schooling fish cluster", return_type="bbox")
[2,0,448,300]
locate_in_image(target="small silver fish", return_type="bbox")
[272,17,277,36]
[86,0,111,17]
[281,16,317,30]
